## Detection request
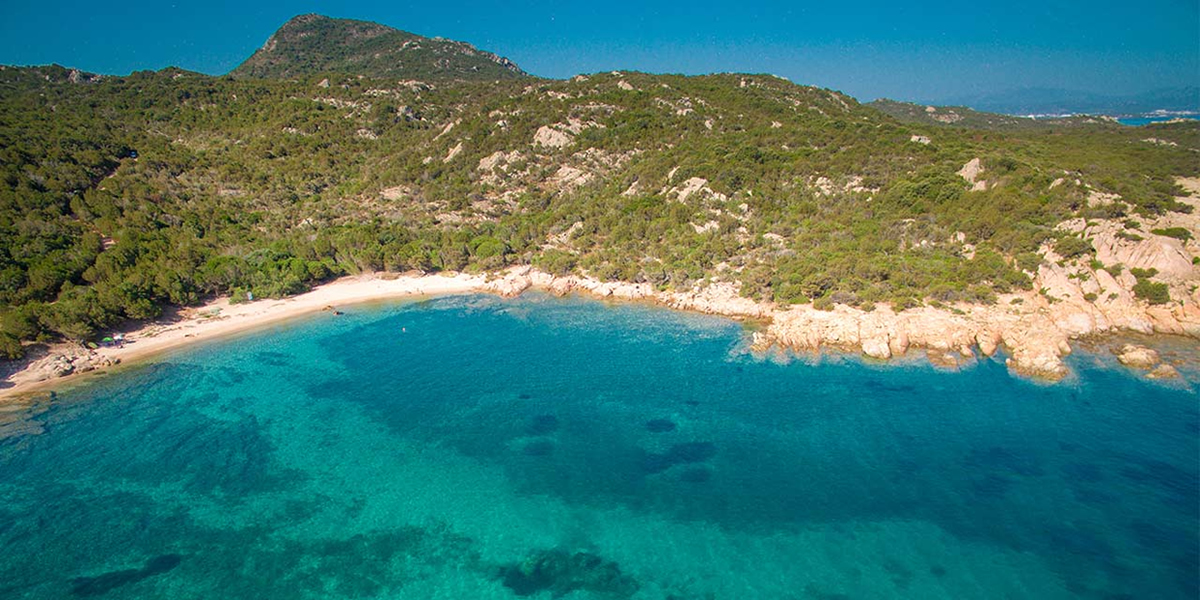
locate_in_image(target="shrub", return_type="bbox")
[470,236,509,259]
[1132,280,1170,304]
[1129,267,1169,304]
[0,332,22,359]
[1151,227,1192,242]
[534,250,576,276]
[1016,252,1043,272]
[1054,235,1093,259]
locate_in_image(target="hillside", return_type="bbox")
[231,14,528,81]
[0,15,1198,372]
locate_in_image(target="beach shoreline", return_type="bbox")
[0,272,491,401]
[2,266,1198,402]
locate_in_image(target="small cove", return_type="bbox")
[0,292,1196,599]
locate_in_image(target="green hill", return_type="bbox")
[231,14,528,81]
[0,16,1197,358]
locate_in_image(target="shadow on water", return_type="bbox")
[645,418,677,433]
[71,554,183,597]
[639,442,717,474]
[526,414,560,436]
[497,548,638,598]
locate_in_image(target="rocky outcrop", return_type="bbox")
[765,302,1074,379]
[1093,228,1193,279]
[532,118,604,149]
[1116,344,1160,369]
[533,126,573,149]
[1107,343,1182,380]
[483,267,769,319]
[957,158,987,191]
[1147,364,1181,380]
[18,347,120,383]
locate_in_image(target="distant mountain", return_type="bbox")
[231,14,528,81]
[931,86,1199,116]
[867,98,1117,130]
[0,64,103,87]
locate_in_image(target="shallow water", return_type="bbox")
[0,293,1197,599]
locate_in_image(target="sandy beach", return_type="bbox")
[0,272,491,400]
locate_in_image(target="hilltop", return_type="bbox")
[0,14,1198,382]
[231,14,528,81]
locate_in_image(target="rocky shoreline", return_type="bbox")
[3,257,1197,402]
[478,265,1198,382]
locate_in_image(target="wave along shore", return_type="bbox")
[3,261,1198,402]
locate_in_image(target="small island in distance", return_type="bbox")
[0,12,1197,392]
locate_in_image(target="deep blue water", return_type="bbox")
[1117,113,1200,126]
[0,293,1197,599]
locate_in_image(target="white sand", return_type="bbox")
[0,273,490,400]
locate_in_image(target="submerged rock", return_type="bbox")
[527,414,560,436]
[645,418,677,433]
[640,441,717,474]
[678,466,712,483]
[1146,364,1180,380]
[522,438,555,456]
[497,549,638,598]
[71,554,183,597]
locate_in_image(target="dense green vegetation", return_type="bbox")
[1130,268,1172,305]
[1151,227,1192,242]
[0,20,1197,359]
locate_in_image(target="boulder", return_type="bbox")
[1146,364,1180,380]
[1115,344,1159,369]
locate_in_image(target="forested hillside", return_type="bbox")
[0,16,1197,359]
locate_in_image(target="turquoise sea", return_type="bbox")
[0,293,1197,599]
[1117,113,1200,126]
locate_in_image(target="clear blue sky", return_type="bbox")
[1,0,1196,102]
